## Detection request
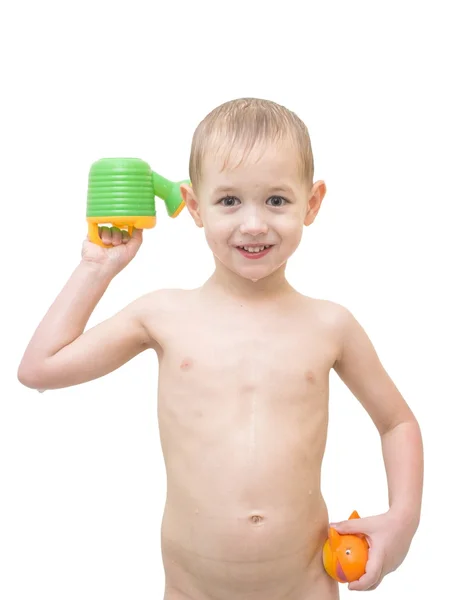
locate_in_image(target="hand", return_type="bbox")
[81,226,143,276]
[330,511,415,591]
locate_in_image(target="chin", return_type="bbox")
[214,246,289,280]
[234,262,285,281]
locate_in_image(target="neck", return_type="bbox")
[202,258,294,303]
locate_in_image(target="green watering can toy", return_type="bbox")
[86,157,190,247]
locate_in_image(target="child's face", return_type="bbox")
[182,140,326,283]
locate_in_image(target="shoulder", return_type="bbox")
[300,295,353,328]
[129,288,198,348]
[298,295,356,361]
[128,288,200,327]
[132,287,195,312]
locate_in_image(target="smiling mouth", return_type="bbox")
[235,244,274,259]
[236,244,273,254]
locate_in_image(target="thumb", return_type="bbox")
[130,228,143,243]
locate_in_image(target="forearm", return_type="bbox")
[381,417,423,529]
[19,261,114,369]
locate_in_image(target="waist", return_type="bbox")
[161,494,330,599]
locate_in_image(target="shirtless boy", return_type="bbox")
[18,98,423,600]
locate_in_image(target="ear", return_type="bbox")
[304,180,326,226]
[180,183,203,228]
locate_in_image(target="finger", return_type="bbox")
[330,517,372,535]
[121,229,130,243]
[99,226,112,245]
[367,579,382,591]
[111,227,123,246]
[348,552,383,591]
[349,574,382,592]
[131,227,143,242]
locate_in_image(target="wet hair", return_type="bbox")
[189,97,314,191]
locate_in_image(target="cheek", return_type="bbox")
[277,216,304,245]
[204,219,233,251]
[290,226,304,247]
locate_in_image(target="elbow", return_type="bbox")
[17,362,48,392]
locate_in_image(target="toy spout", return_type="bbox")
[152,171,189,218]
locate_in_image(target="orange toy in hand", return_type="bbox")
[323,511,369,583]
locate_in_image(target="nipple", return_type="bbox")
[180,358,193,371]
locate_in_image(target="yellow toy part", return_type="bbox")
[87,216,156,248]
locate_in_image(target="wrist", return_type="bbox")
[79,258,117,281]
[388,503,421,531]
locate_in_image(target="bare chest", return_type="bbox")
[155,307,337,402]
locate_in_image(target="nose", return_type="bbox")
[239,212,268,236]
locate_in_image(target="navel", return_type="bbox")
[249,514,264,525]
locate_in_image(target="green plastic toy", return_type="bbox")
[86,157,189,247]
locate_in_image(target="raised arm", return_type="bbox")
[17,227,157,391]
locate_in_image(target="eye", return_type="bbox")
[266,195,288,207]
[345,549,352,555]
[219,196,240,207]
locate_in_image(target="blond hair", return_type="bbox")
[189,98,314,191]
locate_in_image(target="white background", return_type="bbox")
[1,1,454,598]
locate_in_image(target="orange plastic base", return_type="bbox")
[87,215,156,247]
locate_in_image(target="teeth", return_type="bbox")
[240,245,270,253]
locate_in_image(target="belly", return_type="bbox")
[157,373,331,598]
[159,419,331,599]
[161,497,334,600]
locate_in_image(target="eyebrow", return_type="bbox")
[213,186,236,194]
[268,186,293,194]
[213,185,293,194]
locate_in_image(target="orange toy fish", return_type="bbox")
[323,510,369,583]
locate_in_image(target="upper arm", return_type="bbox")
[333,306,414,434]
[21,294,156,391]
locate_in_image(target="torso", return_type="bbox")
[143,287,343,600]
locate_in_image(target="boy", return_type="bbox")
[18,98,423,600]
